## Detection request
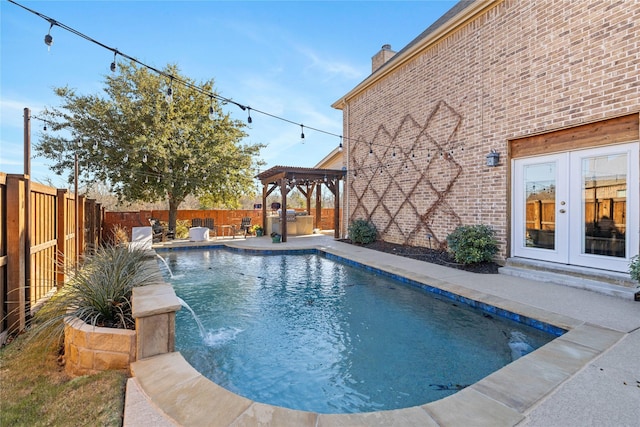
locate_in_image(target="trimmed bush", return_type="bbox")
[348,219,377,244]
[446,224,498,265]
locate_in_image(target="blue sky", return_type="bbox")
[1,0,457,186]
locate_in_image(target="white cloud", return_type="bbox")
[295,45,364,81]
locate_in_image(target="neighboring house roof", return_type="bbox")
[332,0,498,109]
[314,146,344,170]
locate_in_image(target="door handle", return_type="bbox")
[559,209,566,213]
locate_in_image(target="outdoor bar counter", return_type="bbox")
[266,211,314,236]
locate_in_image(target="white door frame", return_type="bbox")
[567,143,639,272]
[512,153,569,263]
[512,142,638,273]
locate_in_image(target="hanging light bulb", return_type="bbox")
[77,140,83,148]
[165,77,174,103]
[44,21,55,49]
[123,154,128,162]
[208,97,216,121]
[300,124,305,141]
[247,107,252,124]
[338,137,343,151]
[110,50,117,72]
[157,176,161,183]
[43,123,47,131]
[369,143,373,155]
[93,141,98,150]
[142,153,148,163]
[145,176,149,183]
[392,148,396,158]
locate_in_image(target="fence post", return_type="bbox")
[78,195,85,257]
[6,175,27,333]
[56,189,68,288]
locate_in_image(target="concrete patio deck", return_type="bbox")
[124,234,640,426]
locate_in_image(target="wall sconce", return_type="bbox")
[486,149,500,167]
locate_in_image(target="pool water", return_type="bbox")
[162,249,554,414]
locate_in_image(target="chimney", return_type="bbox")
[371,44,396,73]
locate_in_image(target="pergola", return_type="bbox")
[256,166,346,242]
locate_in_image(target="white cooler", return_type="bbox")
[189,227,209,242]
[131,226,153,250]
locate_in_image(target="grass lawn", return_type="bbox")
[0,332,127,427]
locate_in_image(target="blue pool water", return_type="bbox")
[161,249,555,414]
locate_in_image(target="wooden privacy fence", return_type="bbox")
[0,173,103,341]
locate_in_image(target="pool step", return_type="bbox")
[499,258,639,300]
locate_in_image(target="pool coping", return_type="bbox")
[128,239,629,426]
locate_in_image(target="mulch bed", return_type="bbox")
[340,239,500,274]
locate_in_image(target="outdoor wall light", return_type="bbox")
[486,149,500,167]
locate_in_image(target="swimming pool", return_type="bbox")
[161,248,556,414]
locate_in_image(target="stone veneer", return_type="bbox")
[64,317,137,376]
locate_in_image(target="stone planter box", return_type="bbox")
[64,317,136,376]
[63,278,181,376]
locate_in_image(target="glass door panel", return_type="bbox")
[581,154,627,258]
[569,143,638,272]
[524,163,556,250]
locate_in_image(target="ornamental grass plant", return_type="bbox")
[30,244,162,348]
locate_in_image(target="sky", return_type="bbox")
[1,0,457,187]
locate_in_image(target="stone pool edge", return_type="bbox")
[133,243,626,426]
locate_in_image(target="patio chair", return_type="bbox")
[239,217,252,238]
[203,218,217,238]
[149,218,165,242]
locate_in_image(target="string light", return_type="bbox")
[13,0,469,159]
[300,124,305,140]
[165,76,174,103]
[110,50,117,72]
[44,20,54,48]
[208,97,215,121]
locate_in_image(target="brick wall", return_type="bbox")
[341,0,640,258]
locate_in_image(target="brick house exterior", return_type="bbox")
[333,0,639,273]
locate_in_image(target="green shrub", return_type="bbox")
[629,255,640,285]
[348,219,377,244]
[446,224,498,265]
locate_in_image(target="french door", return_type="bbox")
[513,143,638,272]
